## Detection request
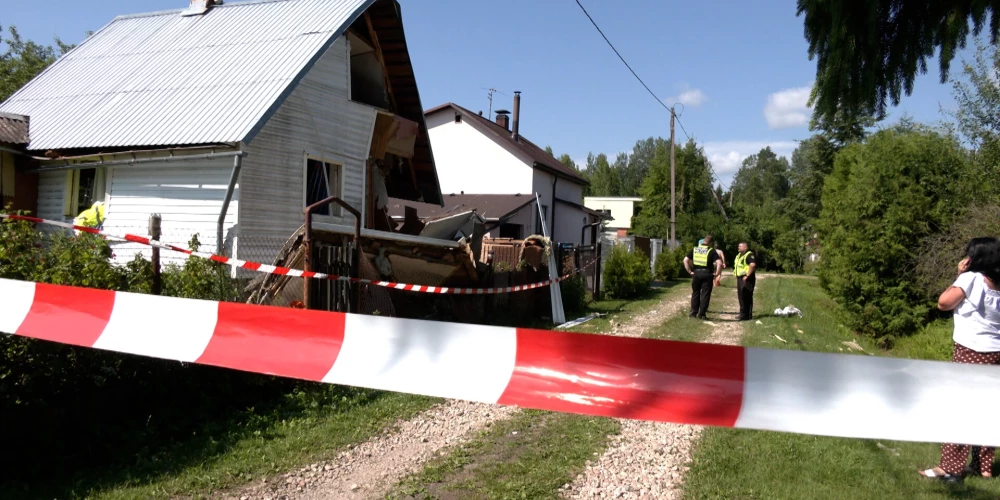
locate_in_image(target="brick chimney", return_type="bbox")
[495,109,510,130]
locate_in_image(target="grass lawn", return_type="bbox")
[566,279,687,334]
[71,389,437,500]
[388,410,619,500]
[683,276,1000,499]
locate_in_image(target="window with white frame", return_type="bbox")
[304,156,343,217]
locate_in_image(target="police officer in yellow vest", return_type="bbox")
[734,242,757,321]
[74,201,106,230]
[683,234,722,319]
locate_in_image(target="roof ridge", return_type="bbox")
[113,0,301,21]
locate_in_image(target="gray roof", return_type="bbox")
[0,112,28,144]
[0,0,374,151]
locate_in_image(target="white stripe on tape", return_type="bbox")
[323,314,518,403]
[0,278,35,335]
[94,292,219,362]
[736,348,1000,446]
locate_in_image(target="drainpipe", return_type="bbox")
[550,175,557,242]
[217,154,243,255]
[581,221,599,246]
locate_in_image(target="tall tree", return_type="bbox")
[557,153,578,173]
[798,0,999,123]
[631,139,715,240]
[730,147,791,208]
[0,25,73,102]
[585,153,619,197]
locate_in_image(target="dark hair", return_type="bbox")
[966,237,1000,282]
[704,234,713,245]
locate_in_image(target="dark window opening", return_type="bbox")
[454,114,462,123]
[349,33,390,110]
[499,223,522,239]
[306,158,341,216]
[76,168,98,215]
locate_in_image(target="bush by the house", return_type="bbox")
[0,214,310,492]
[603,244,652,299]
[560,275,588,313]
[654,247,680,281]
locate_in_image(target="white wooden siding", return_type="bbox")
[240,35,374,263]
[36,171,68,222]
[103,158,237,265]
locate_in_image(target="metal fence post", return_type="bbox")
[149,214,162,295]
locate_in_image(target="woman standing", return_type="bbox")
[920,237,1000,482]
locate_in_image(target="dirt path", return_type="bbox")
[562,279,753,499]
[223,284,697,500]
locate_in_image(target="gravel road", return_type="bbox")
[562,281,748,499]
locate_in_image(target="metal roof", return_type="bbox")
[0,112,29,144]
[0,0,375,151]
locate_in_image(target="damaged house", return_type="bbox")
[0,0,486,310]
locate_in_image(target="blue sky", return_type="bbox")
[3,0,968,187]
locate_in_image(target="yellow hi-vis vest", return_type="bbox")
[734,251,753,277]
[74,202,106,229]
[692,244,711,267]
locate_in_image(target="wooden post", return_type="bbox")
[149,214,162,295]
[670,107,676,249]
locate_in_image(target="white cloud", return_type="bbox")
[702,140,799,187]
[667,88,707,108]
[764,86,812,129]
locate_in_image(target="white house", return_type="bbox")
[423,99,604,245]
[584,196,642,238]
[0,0,442,265]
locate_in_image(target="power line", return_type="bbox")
[572,0,673,114]
[572,0,731,193]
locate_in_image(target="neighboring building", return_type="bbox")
[0,112,36,213]
[0,0,441,264]
[424,100,604,245]
[584,196,642,238]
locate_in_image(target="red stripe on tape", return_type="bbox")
[16,283,115,347]
[498,329,745,426]
[197,302,346,381]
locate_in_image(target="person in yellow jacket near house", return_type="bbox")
[734,242,757,321]
[74,201,106,230]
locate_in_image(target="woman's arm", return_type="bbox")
[938,286,967,311]
[939,258,972,311]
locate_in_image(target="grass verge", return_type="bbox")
[388,410,619,500]
[567,279,686,334]
[78,389,437,500]
[682,276,1000,499]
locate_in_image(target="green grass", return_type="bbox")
[77,390,437,500]
[683,277,1000,499]
[388,410,619,500]
[566,279,687,334]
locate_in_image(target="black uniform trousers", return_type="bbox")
[737,275,756,320]
[690,269,714,318]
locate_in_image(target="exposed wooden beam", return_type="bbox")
[364,11,398,113]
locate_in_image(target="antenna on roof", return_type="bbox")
[482,87,507,120]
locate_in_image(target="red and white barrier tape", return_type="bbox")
[2,277,999,446]
[0,214,595,295]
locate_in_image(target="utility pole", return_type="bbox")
[669,106,676,249]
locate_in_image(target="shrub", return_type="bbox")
[560,275,587,313]
[654,247,680,281]
[915,204,1000,302]
[817,125,972,341]
[603,244,652,299]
